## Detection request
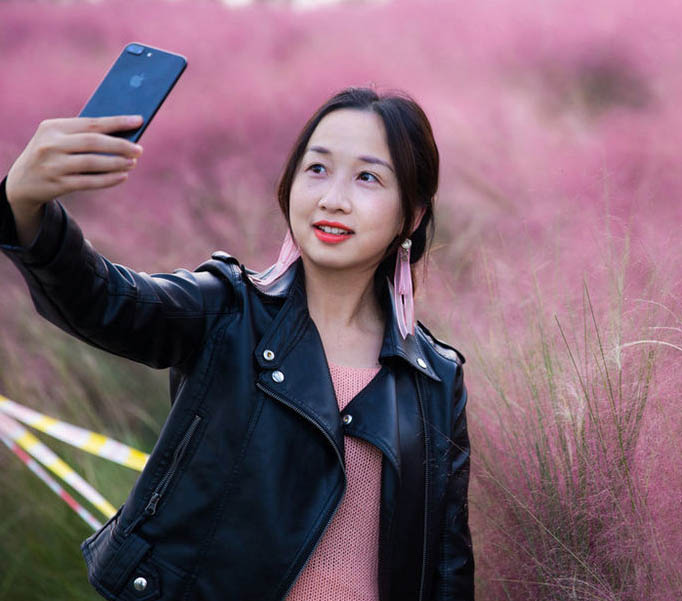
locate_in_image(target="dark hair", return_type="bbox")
[277,86,438,295]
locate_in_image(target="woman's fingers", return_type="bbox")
[6,116,145,210]
[61,132,143,158]
[62,152,137,175]
[39,116,144,161]
[51,115,144,135]
[61,171,131,192]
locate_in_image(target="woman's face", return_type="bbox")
[289,108,403,277]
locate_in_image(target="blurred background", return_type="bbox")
[1,0,680,599]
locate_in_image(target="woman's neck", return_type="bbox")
[301,258,384,335]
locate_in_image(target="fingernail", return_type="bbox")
[127,115,143,125]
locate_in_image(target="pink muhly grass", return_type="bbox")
[466,263,681,600]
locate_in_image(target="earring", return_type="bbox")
[394,238,414,339]
[248,229,300,291]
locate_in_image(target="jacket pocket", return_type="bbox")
[123,413,203,537]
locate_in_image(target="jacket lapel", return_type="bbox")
[340,367,401,477]
[252,263,345,465]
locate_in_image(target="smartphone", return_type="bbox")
[78,42,187,142]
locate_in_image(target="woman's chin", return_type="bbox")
[299,251,380,278]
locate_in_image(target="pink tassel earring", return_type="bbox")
[394,238,415,339]
[248,229,301,291]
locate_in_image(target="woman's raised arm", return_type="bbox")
[1,116,237,369]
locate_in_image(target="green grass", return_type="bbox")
[0,308,168,601]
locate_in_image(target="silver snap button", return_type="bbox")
[342,414,353,425]
[263,349,275,361]
[133,576,148,591]
[272,370,285,383]
[417,358,427,369]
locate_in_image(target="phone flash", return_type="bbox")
[147,52,153,57]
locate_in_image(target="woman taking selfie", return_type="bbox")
[0,87,474,600]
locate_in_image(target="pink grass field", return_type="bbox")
[0,0,680,598]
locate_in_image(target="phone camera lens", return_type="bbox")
[126,44,144,56]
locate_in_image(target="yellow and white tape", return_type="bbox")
[0,411,117,519]
[0,395,148,471]
[0,431,103,531]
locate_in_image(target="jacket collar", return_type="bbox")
[247,258,407,479]
[246,258,440,382]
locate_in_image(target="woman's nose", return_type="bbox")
[318,178,351,212]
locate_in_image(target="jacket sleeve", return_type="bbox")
[0,175,236,369]
[431,365,475,601]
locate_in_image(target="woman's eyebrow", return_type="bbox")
[306,145,395,173]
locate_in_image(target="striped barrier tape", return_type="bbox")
[0,395,148,471]
[0,411,117,519]
[0,432,103,531]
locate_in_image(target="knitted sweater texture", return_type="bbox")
[285,362,382,600]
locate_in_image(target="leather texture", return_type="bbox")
[0,175,474,601]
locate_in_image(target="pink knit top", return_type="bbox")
[285,361,383,601]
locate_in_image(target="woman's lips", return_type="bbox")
[313,226,354,244]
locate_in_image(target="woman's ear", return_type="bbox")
[411,205,427,235]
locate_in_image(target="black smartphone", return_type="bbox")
[78,42,187,142]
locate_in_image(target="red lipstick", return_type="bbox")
[312,220,354,244]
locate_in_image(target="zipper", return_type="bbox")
[256,381,347,600]
[416,375,430,601]
[123,414,202,536]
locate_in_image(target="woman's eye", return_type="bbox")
[359,171,379,183]
[307,163,326,174]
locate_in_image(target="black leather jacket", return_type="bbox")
[0,177,474,601]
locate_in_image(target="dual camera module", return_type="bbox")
[126,43,152,58]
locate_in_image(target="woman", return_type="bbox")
[1,87,473,600]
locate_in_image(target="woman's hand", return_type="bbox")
[5,115,144,246]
